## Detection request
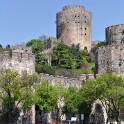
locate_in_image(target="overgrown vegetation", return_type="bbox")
[26,37,95,76]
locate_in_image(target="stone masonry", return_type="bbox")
[106,24,124,44]
[0,45,35,74]
[40,73,94,88]
[96,24,124,77]
[96,42,124,76]
[56,5,92,51]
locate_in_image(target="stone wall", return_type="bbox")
[56,5,92,51]
[46,37,57,49]
[0,45,35,74]
[95,41,124,77]
[40,73,94,88]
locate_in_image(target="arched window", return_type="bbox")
[84,46,87,50]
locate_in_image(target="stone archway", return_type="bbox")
[90,99,107,124]
[95,103,104,123]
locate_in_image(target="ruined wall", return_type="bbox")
[40,73,94,88]
[96,42,124,77]
[106,24,124,44]
[56,5,92,51]
[46,37,57,49]
[0,45,35,74]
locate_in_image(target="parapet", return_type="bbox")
[62,5,85,12]
[12,45,32,54]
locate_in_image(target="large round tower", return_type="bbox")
[56,5,92,51]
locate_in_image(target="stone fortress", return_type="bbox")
[56,5,92,51]
[95,24,124,77]
[1,4,124,124]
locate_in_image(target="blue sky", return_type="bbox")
[0,0,124,47]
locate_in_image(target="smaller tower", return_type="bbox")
[96,24,124,77]
[106,24,124,44]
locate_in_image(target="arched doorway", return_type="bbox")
[95,103,104,123]
[84,46,87,51]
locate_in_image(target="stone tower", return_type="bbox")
[106,24,124,44]
[56,5,92,51]
[95,24,124,77]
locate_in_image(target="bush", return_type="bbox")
[36,64,55,75]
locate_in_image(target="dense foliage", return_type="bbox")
[26,37,55,75]
[52,42,93,72]
[26,36,95,75]
[35,80,58,111]
[0,69,40,124]
[81,74,124,122]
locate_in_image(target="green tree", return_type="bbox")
[52,42,77,69]
[35,80,58,112]
[70,44,82,68]
[82,74,124,122]
[62,86,80,117]
[0,69,39,124]
[26,39,47,64]
[26,38,54,74]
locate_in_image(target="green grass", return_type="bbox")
[75,63,95,74]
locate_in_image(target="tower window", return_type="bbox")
[85,28,87,30]
[85,33,86,35]
[20,53,22,58]
[84,47,87,50]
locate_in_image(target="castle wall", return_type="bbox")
[96,42,124,77]
[0,45,35,74]
[106,24,124,44]
[56,5,92,51]
[40,73,94,88]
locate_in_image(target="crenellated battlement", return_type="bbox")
[62,5,85,12]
